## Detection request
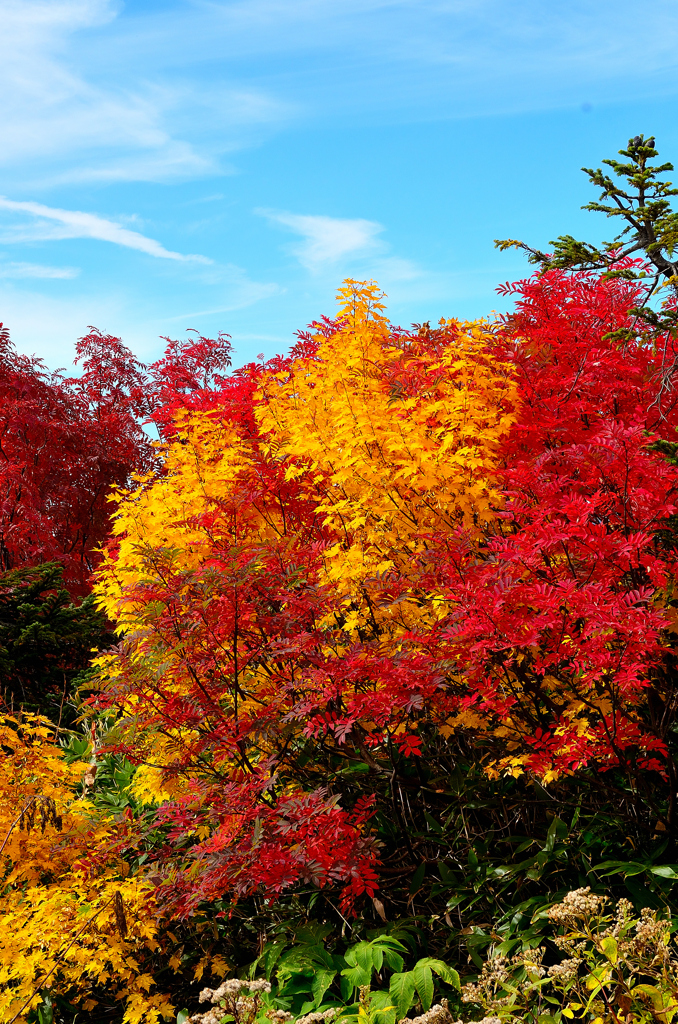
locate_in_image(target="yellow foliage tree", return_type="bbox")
[89,281,519,914]
[257,279,518,636]
[0,714,171,1024]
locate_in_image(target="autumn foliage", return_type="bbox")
[5,259,678,1021]
[0,327,154,595]
[85,267,678,920]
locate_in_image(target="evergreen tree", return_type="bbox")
[0,562,112,727]
[496,134,678,299]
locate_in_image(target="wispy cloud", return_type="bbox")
[1,0,677,191]
[0,260,79,279]
[0,198,211,262]
[0,1,290,187]
[162,264,281,319]
[92,0,678,125]
[258,210,384,271]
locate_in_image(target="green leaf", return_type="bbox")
[261,940,286,979]
[371,990,397,1024]
[389,971,416,1019]
[368,942,384,972]
[600,937,617,964]
[413,962,434,1012]
[595,860,649,878]
[383,947,405,973]
[650,865,678,879]
[352,941,376,977]
[311,969,337,1007]
[340,975,354,1003]
[437,860,456,884]
[376,936,408,952]
[371,990,396,1013]
[631,984,665,1009]
[416,959,460,991]
[177,1012,190,1024]
[544,816,566,853]
[410,862,426,895]
[341,965,371,988]
[279,944,333,976]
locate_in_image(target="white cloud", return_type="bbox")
[1,0,677,190]
[162,264,282,319]
[0,0,290,186]
[88,0,678,124]
[258,210,384,271]
[0,281,127,366]
[0,261,79,279]
[0,197,211,263]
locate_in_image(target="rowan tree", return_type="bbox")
[92,282,517,916]
[0,326,153,595]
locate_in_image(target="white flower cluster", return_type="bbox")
[400,997,460,1024]
[188,977,275,1024]
[199,979,272,1002]
[635,907,670,949]
[610,897,634,936]
[296,1008,338,1024]
[547,888,604,926]
[461,956,510,1005]
[516,948,545,979]
[547,957,581,982]
[187,1008,227,1024]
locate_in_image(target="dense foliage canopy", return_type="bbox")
[5,136,678,1024]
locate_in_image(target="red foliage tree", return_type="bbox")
[414,264,678,803]
[0,325,156,593]
[91,268,678,912]
[0,323,239,596]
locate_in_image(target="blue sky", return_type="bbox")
[2,0,678,369]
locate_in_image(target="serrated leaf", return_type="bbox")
[383,947,404,973]
[416,958,460,990]
[353,942,376,977]
[413,962,434,1012]
[340,974,354,1003]
[369,942,384,972]
[262,940,286,979]
[389,971,416,1019]
[311,969,336,1007]
[341,965,371,988]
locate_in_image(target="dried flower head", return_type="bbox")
[296,1009,338,1024]
[547,958,581,983]
[400,998,459,1024]
[191,976,274,1024]
[547,888,605,926]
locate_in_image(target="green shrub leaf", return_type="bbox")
[389,971,416,1019]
